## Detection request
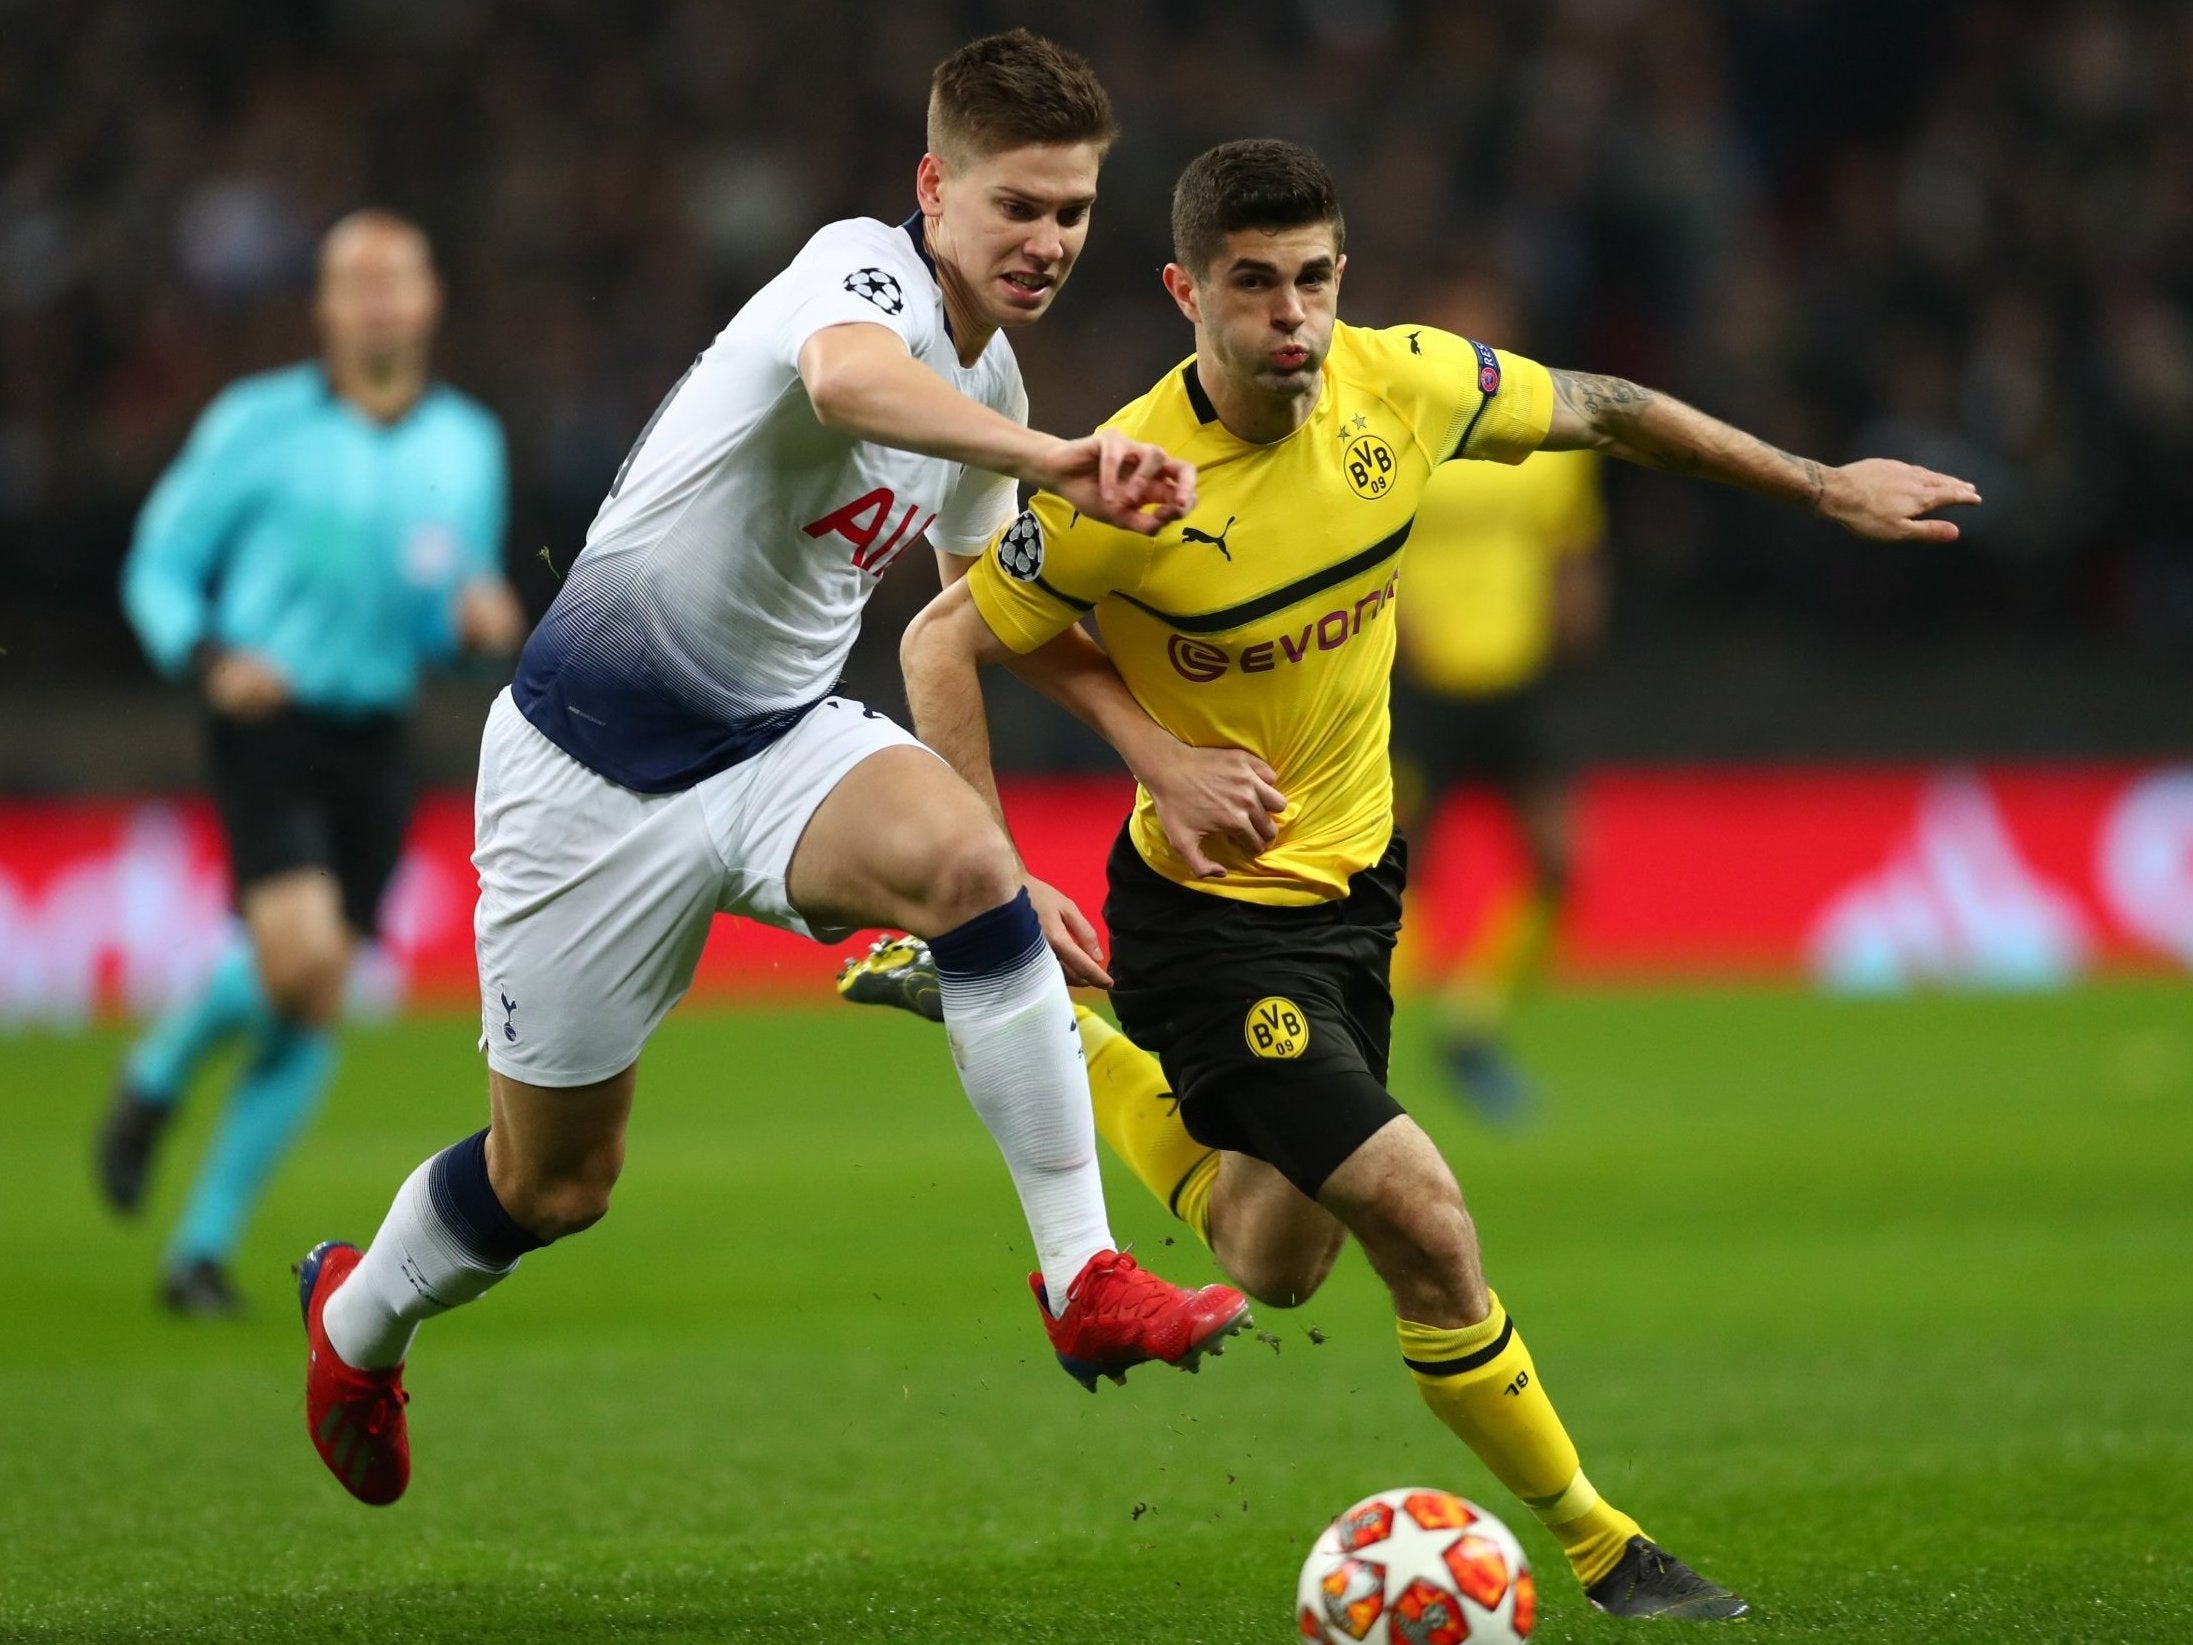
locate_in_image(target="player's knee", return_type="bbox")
[1226,1240,1342,1311]
[1366,1205,1487,1325]
[502,1170,615,1241]
[492,1141,623,1241]
[1338,1167,1487,1323]
[1391,1195,1478,1270]
[911,829,1023,933]
[258,941,348,1025]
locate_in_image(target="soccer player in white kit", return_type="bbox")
[295,31,1250,1507]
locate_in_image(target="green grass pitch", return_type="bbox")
[2,984,2189,1642]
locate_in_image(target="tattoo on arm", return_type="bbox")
[1552,367,1827,510]
[1550,369,1701,472]
[1775,448,1826,512]
[1550,369,1656,423]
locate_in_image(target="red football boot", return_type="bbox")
[1033,1249,1251,1391]
[296,1240,411,1506]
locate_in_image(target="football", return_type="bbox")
[1296,1487,1536,1644]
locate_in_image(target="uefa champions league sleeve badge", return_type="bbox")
[842,268,904,315]
[997,510,1045,582]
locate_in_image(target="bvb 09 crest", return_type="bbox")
[1246,997,1310,1059]
[1343,433,1396,499]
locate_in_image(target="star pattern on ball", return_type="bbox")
[843,267,904,314]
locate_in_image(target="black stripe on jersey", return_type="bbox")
[1116,518,1412,636]
[1401,1312,1515,1378]
[1032,572,1095,613]
[1442,336,1498,462]
[1181,361,1220,424]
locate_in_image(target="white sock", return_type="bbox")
[932,896,1114,1310]
[322,1153,523,1368]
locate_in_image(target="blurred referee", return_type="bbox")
[99,210,522,1314]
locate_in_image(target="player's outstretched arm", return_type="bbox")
[800,323,1195,536]
[1539,369,1982,541]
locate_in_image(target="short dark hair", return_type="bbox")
[1171,139,1345,274]
[928,30,1117,167]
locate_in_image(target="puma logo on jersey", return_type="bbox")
[1180,516,1237,560]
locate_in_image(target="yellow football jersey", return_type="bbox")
[1396,447,1605,697]
[968,321,1553,905]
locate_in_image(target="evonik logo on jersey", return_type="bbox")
[802,488,936,576]
[1166,569,1400,682]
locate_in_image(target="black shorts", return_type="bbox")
[1103,825,1408,1200]
[205,707,412,937]
[1389,676,1564,794]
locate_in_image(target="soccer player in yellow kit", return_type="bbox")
[1388,273,1610,1120]
[894,138,1979,1621]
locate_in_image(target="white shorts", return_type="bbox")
[473,688,929,1086]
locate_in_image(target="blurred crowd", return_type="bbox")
[4,0,2190,696]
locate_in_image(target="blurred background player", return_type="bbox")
[1389,268,1608,1121]
[97,210,523,1315]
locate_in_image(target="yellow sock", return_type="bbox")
[1398,1295,1643,1588]
[1170,1152,1217,1246]
[1076,1006,1216,1244]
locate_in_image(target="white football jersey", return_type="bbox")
[512,215,1025,792]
